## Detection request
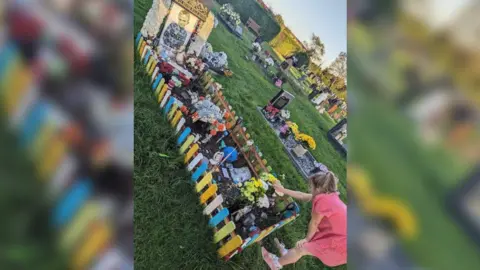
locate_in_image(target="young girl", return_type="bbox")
[262,172,347,269]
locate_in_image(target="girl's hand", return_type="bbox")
[296,239,308,248]
[272,181,285,192]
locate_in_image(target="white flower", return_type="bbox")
[265,58,274,66]
[280,109,290,119]
[257,194,270,208]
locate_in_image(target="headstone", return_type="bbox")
[293,144,307,157]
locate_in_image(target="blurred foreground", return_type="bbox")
[348,0,480,269]
[0,0,133,269]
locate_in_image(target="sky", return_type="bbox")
[265,0,347,67]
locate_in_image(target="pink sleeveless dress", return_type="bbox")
[303,193,347,267]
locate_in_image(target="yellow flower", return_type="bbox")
[296,133,316,149]
[267,174,277,183]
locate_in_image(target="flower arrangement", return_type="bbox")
[297,134,316,150]
[280,109,290,119]
[238,177,266,203]
[286,121,316,150]
[252,42,261,53]
[286,121,299,137]
[265,103,280,118]
[257,194,270,208]
[220,4,241,26]
[260,172,278,184]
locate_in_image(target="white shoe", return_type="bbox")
[274,238,288,256]
[262,247,282,270]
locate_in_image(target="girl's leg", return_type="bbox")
[274,238,288,256]
[278,247,310,267]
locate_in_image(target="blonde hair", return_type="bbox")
[309,171,338,194]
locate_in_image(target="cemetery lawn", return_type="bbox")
[134,0,346,269]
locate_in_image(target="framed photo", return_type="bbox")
[159,3,199,51]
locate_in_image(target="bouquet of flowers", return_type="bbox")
[260,172,278,184]
[220,4,241,26]
[238,177,266,203]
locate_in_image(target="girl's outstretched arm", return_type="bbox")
[272,181,312,202]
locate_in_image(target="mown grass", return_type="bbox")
[348,56,480,270]
[134,0,346,269]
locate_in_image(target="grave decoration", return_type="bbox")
[286,122,316,150]
[220,4,241,27]
[136,34,301,261]
[217,3,243,39]
[140,0,215,84]
[261,89,295,121]
[259,91,324,181]
[200,42,233,77]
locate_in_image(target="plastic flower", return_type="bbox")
[260,172,278,184]
[297,134,316,149]
[280,109,290,119]
[239,177,267,204]
[257,194,270,208]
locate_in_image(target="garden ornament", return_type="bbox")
[232,205,252,222]
[210,151,225,165]
[221,146,238,163]
[193,133,201,143]
[215,131,229,144]
[201,134,213,144]
[242,213,256,227]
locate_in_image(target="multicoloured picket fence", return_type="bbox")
[136,32,299,261]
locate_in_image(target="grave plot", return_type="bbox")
[135,29,301,261]
[258,90,328,180]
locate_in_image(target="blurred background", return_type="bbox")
[348,0,480,269]
[0,0,133,269]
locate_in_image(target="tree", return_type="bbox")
[305,34,325,64]
[291,51,309,67]
[308,61,323,76]
[274,14,285,26]
[329,52,347,80]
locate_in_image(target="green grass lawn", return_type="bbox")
[349,45,480,269]
[134,0,346,269]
